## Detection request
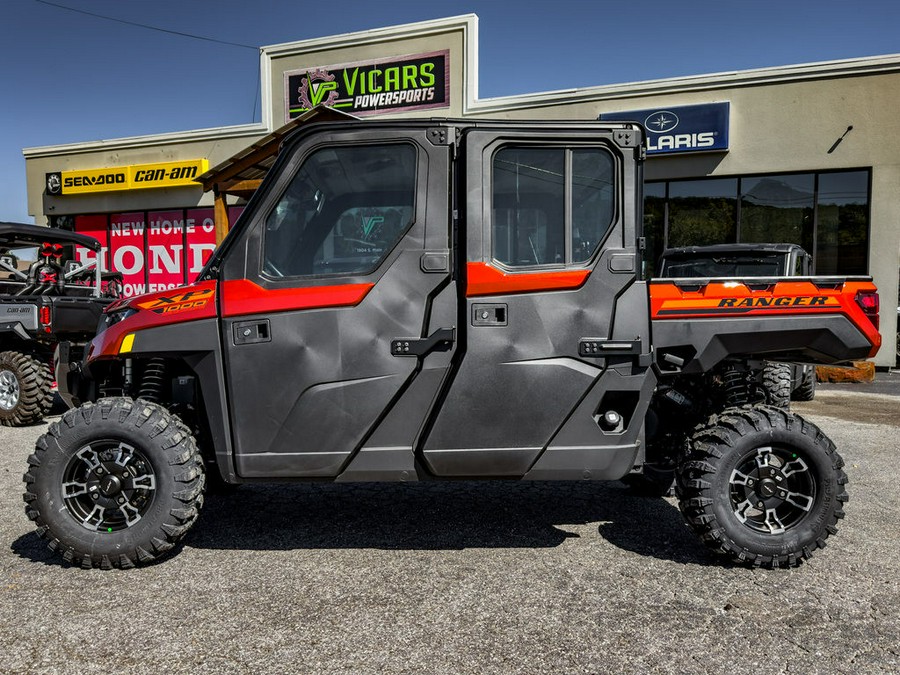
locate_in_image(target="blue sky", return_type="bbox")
[1,0,898,223]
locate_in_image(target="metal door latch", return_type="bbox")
[233,319,271,345]
[579,338,641,357]
[391,328,455,357]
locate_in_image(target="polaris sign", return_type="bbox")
[600,103,729,155]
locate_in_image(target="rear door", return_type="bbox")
[220,124,455,478]
[421,125,654,479]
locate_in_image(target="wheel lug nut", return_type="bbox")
[757,501,764,508]
[779,491,787,499]
[117,496,126,504]
[92,494,99,500]
[747,479,755,486]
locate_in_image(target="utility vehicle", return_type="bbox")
[23,119,880,569]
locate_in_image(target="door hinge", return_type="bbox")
[391,327,455,357]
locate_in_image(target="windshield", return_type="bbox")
[659,252,787,278]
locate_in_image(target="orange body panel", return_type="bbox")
[650,279,882,357]
[466,262,589,297]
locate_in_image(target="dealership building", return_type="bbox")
[22,14,900,367]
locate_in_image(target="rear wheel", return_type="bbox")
[0,350,54,426]
[762,363,791,409]
[23,397,205,569]
[677,405,847,568]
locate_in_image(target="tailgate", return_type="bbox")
[649,277,881,372]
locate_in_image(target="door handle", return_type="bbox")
[233,319,271,345]
[391,327,455,357]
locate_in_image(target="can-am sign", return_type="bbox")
[284,50,449,121]
[46,159,209,195]
[601,103,729,155]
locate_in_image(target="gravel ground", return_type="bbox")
[1,387,898,674]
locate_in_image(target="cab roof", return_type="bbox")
[0,222,101,252]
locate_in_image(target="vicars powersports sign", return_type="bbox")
[284,50,449,121]
[600,102,729,155]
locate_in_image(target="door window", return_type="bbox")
[491,146,615,268]
[264,143,417,278]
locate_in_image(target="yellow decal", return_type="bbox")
[119,334,136,354]
[51,160,209,195]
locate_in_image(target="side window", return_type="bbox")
[491,146,615,268]
[264,143,416,278]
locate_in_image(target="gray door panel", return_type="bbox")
[222,128,453,479]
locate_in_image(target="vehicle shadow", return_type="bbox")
[12,481,725,568]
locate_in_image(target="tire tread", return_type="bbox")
[677,404,847,568]
[22,397,205,569]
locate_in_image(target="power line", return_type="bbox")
[33,0,259,51]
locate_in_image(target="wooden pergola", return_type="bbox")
[196,107,359,244]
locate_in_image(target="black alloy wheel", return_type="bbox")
[24,397,205,569]
[677,405,848,568]
[727,445,815,535]
[61,440,157,533]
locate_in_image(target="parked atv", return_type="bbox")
[0,222,120,425]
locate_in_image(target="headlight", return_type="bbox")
[97,308,138,333]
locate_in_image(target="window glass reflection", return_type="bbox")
[648,170,869,276]
[815,171,868,275]
[643,182,665,276]
[667,179,737,247]
[740,174,814,254]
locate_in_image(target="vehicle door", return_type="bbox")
[421,125,655,479]
[220,124,455,478]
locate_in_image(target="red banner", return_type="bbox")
[109,213,146,297]
[73,215,109,273]
[147,210,186,292]
[74,207,245,298]
[186,208,217,282]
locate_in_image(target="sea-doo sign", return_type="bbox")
[46,159,209,196]
[600,102,729,155]
[284,50,449,121]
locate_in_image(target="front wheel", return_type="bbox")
[677,405,847,568]
[23,397,205,569]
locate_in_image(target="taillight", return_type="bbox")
[855,290,879,330]
[39,305,52,334]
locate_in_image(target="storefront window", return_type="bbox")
[109,213,146,294]
[642,182,666,276]
[815,171,869,275]
[740,174,814,253]
[667,179,737,248]
[645,169,869,276]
